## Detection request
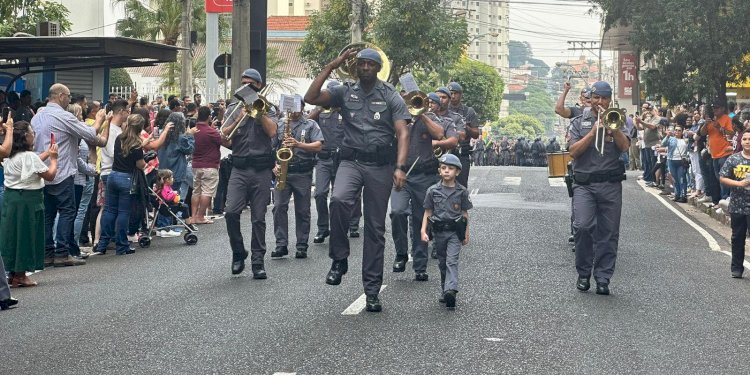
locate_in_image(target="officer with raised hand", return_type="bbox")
[568,81,630,296]
[222,68,277,279]
[448,82,479,188]
[305,48,410,312]
[308,81,362,244]
[271,95,324,260]
[390,97,445,280]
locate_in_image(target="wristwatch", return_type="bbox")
[395,164,408,173]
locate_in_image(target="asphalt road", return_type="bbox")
[3,166,749,374]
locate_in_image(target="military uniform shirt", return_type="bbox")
[224,101,275,157]
[406,115,438,165]
[317,110,344,151]
[328,80,411,150]
[568,109,631,174]
[449,103,477,148]
[720,153,750,215]
[424,181,473,221]
[276,117,325,161]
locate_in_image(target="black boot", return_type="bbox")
[295,245,308,259]
[365,294,382,312]
[313,230,329,244]
[252,264,267,279]
[443,290,457,309]
[392,255,408,272]
[271,246,289,258]
[0,297,19,310]
[348,227,360,238]
[326,258,348,285]
[576,276,590,291]
[231,250,249,275]
[595,282,610,295]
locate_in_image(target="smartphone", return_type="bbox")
[153,126,160,138]
[2,107,9,123]
[50,133,56,145]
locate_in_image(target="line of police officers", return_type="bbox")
[218,49,480,311]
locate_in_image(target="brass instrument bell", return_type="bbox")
[404,91,428,116]
[336,42,391,82]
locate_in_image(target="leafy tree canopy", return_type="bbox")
[508,79,555,134]
[492,114,544,139]
[449,57,505,124]
[0,1,72,37]
[508,40,549,77]
[110,68,133,88]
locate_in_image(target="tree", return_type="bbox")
[492,114,544,139]
[509,78,556,133]
[589,0,750,104]
[448,58,505,124]
[508,40,550,77]
[0,1,72,37]
[298,0,371,78]
[109,68,133,88]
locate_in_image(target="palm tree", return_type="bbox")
[114,0,183,45]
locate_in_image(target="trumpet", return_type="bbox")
[433,137,447,157]
[594,105,626,155]
[336,42,391,82]
[224,83,274,140]
[404,91,428,116]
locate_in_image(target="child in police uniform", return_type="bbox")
[719,131,750,278]
[421,153,472,309]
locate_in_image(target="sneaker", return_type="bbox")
[697,196,712,203]
[157,230,181,238]
[127,234,138,242]
[645,181,656,187]
[715,208,724,216]
[53,255,86,267]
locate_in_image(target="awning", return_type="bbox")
[600,24,633,52]
[0,36,181,73]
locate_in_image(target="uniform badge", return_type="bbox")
[582,121,592,128]
[374,112,381,120]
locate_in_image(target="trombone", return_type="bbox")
[223,83,274,140]
[594,104,626,155]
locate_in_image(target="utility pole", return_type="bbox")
[566,40,601,80]
[350,0,363,43]
[180,0,192,97]
[231,0,251,92]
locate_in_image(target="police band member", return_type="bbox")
[305,48,411,312]
[222,68,277,278]
[448,82,480,189]
[271,95,324,259]
[568,81,630,295]
[390,97,448,280]
[308,81,363,244]
[556,81,591,120]
[429,91,460,155]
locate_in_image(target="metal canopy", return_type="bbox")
[0,36,181,72]
[600,24,634,52]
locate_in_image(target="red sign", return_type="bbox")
[618,54,637,99]
[206,0,233,13]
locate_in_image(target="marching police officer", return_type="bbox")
[271,95,324,259]
[308,81,362,244]
[390,101,446,280]
[448,82,480,188]
[568,81,630,295]
[221,68,277,278]
[305,48,410,312]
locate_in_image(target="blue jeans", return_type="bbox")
[97,171,132,255]
[641,148,655,182]
[44,176,78,257]
[713,156,730,200]
[667,159,687,198]
[74,178,95,245]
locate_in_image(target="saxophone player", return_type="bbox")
[271,95,324,259]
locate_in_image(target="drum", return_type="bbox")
[547,152,572,177]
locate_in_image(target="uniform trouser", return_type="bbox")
[572,181,622,284]
[329,160,393,296]
[224,166,272,265]
[457,155,471,189]
[314,158,361,233]
[730,213,750,274]
[434,231,461,292]
[390,173,439,273]
[273,172,312,250]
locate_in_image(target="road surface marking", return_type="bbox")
[341,285,387,315]
[639,180,750,270]
[503,177,522,186]
[548,178,567,187]
[484,338,504,342]
[408,253,413,263]
[273,373,296,375]
[471,188,479,196]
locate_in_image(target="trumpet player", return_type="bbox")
[448,82,479,189]
[271,95,324,260]
[222,68,277,278]
[568,81,630,296]
[391,93,448,280]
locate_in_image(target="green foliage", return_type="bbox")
[508,40,549,77]
[109,68,133,88]
[115,0,227,46]
[590,0,750,104]
[448,58,505,124]
[298,0,370,78]
[492,114,544,139]
[371,0,468,84]
[509,79,555,133]
[0,1,72,37]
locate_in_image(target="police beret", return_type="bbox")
[580,88,591,99]
[435,87,452,98]
[427,92,441,103]
[439,153,462,170]
[241,68,263,83]
[327,80,341,89]
[448,82,463,92]
[590,81,612,97]
[356,48,382,66]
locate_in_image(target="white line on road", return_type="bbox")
[548,178,567,187]
[471,188,479,196]
[273,373,296,375]
[503,176,522,186]
[341,285,387,315]
[638,180,750,270]
[484,338,504,342]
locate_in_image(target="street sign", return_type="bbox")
[213,53,231,79]
[503,93,528,101]
[205,0,233,13]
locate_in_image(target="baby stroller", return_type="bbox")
[136,178,199,248]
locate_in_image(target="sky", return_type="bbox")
[508,0,608,68]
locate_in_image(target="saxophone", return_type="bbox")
[275,115,293,191]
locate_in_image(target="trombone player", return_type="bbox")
[222,68,277,278]
[304,47,410,312]
[567,81,630,296]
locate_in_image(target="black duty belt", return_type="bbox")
[451,145,472,157]
[232,154,274,171]
[573,169,626,185]
[317,149,337,160]
[339,145,395,166]
[410,158,439,175]
[288,159,316,174]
